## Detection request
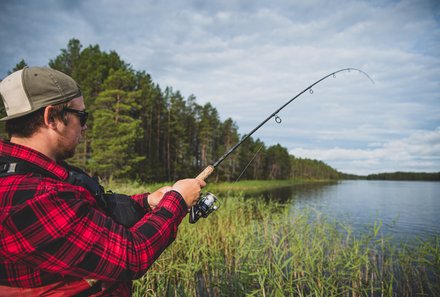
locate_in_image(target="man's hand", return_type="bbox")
[172,178,206,207]
[148,186,172,209]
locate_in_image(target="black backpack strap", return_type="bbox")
[0,161,17,175]
[65,169,108,209]
[0,156,59,179]
[51,162,146,226]
[0,156,146,227]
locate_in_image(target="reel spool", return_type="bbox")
[189,192,220,224]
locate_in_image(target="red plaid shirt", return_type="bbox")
[0,140,188,296]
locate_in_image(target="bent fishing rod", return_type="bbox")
[189,68,374,223]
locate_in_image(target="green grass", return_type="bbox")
[204,179,321,194]
[103,179,329,196]
[125,191,440,297]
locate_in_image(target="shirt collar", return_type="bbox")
[0,139,69,180]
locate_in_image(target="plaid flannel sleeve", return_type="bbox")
[1,182,187,282]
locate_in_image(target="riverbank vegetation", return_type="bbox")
[132,193,439,296]
[104,179,330,196]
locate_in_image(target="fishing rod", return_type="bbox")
[189,68,374,223]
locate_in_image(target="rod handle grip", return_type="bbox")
[196,165,214,181]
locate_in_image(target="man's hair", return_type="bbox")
[5,103,70,138]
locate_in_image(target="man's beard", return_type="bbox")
[55,135,78,161]
[55,146,76,161]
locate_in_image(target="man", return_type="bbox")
[0,67,205,296]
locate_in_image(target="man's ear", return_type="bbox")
[43,106,58,129]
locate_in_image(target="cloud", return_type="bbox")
[290,127,440,175]
[0,0,439,174]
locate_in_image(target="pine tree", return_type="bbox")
[49,39,82,75]
[265,144,291,179]
[8,59,28,74]
[216,118,239,181]
[90,69,145,179]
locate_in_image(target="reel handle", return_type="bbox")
[189,207,198,224]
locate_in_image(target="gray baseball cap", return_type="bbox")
[0,67,82,121]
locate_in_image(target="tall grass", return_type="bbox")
[129,194,440,297]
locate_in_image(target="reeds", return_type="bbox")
[128,193,439,297]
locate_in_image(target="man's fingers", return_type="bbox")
[196,178,206,188]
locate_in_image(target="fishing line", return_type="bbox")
[235,144,264,182]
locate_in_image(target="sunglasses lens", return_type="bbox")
[80,112,88,126]
[64,108,88,126]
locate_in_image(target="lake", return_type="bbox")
[253,180,440,246]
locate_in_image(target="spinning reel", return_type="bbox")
[189,192,220,224]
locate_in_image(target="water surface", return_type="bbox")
[253,180,440,245]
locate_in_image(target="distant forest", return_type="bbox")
[366,172,440,181]
[340,172,440,181]
[1,39,437,182]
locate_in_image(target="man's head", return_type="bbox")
[0,67,87,160]
[0,67,82,121]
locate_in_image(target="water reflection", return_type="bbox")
[235,180,440,246]
[242,181,338,203]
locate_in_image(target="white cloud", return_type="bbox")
[291,127,440,175]
[0,0,439,174]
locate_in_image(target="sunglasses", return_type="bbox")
[64,108,89,126]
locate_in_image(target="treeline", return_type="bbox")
[291,157,340,179]
[1,39,340,182]
[338,171,440,181]
[367,172,440,181]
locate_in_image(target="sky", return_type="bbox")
[1,0,439,175]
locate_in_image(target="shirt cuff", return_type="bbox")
[156,190,188,218]
[131,193,152,212]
